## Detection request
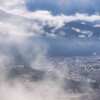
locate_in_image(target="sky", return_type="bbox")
[0,0,100,15]
[25,0,100,15]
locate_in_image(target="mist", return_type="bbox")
[0,34,99,100]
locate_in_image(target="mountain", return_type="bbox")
[43,21,100,39]
[42,22,100,56]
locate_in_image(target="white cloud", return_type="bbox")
[0,0,25,13]
[0,0,100,30]
[15,11,100,28]
[14,11,100,30]
[79,35,86,38]
[72,28,81,33]
[72,28,93,37]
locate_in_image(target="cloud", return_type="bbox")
[0,0,25,12]
[17,11,100,29]
[0,0,100,30]
[72,28,93,37]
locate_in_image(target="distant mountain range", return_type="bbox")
[43,21,100,39]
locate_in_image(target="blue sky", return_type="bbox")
[25,0,100,15]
